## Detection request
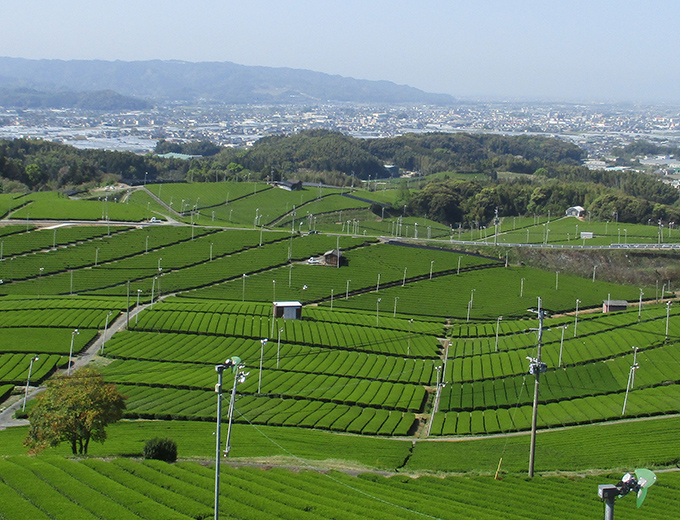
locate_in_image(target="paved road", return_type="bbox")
[0,302,152,430]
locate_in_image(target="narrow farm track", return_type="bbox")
[0,302,150,430]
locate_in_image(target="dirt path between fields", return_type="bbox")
[0,301,154,430]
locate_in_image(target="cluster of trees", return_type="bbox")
[0,138,189,191]
[196,130,586,180]
[612,140,680,160]
[363,132,585,175]
[225,129,387,178]
[0,131,616,192]
[154,139,221,157]
[402,176,680,226]
[533,162,679,204]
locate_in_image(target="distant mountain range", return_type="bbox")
[0,57,455,107]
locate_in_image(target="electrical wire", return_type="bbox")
[233,407,444,520]
[499,376,528,462]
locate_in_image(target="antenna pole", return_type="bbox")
[528,297,544,478]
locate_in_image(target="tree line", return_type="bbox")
[0,138,189,191]
[0,131,593,190]
[401,176,680,226]
[1,132,678,225]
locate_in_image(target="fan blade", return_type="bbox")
[636,487,648,508]
[636,468,657,488]
[635,469,657,508]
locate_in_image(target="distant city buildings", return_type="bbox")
[1,102,679,169]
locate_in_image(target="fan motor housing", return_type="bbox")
[598,485,619,501]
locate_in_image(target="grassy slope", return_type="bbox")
[1,416,679,475]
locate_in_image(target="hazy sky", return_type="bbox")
[3,0,679,103]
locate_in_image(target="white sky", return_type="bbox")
[2,0,679,103]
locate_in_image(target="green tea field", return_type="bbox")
[0,182,678,519]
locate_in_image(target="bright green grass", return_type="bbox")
[124,189,171,221]
[204,185,348,227]
[0,226,225,296]
[11,192,151,222]
[0,224,31,238]
[349,216,454,240]
[274,194,372,227]
[301,208,380,235]
[496,216,680,246]
[148,181,268,212]
[189,240,493,305]
[406,415,680,474]
[0,327,97,354]
[0,194,27,219]
[350,188,400,204]
[2,414,680,475]
[0,421,411,469]
[327,265,647,319]
[0,383,11,402]
[0,225,127,259]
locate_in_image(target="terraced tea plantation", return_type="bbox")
[431,304,680,435]
[2,456,679,520]
[0,297,128,402]
[101,299,442,436]
[1,183,679,519]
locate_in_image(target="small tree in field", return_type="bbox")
[24,367,126,455]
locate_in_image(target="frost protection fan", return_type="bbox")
[599,469,657,519]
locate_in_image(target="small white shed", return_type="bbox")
[273,301,302,320]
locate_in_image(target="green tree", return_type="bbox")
[227,162,244,174]
[24,367,126,455]
[25,163,46,187]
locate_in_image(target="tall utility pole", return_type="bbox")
[621,346,639,415]
[214,360,231,520]
[528,297,547,478]
[214,357,247,520]
[638,289,644,322]
[258,339,267,394]
[494,206,499,245]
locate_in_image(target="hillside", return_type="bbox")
[0,57,455,105]
[3,131,679,226]
[0,87,152,110]
[0,185,677,518]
